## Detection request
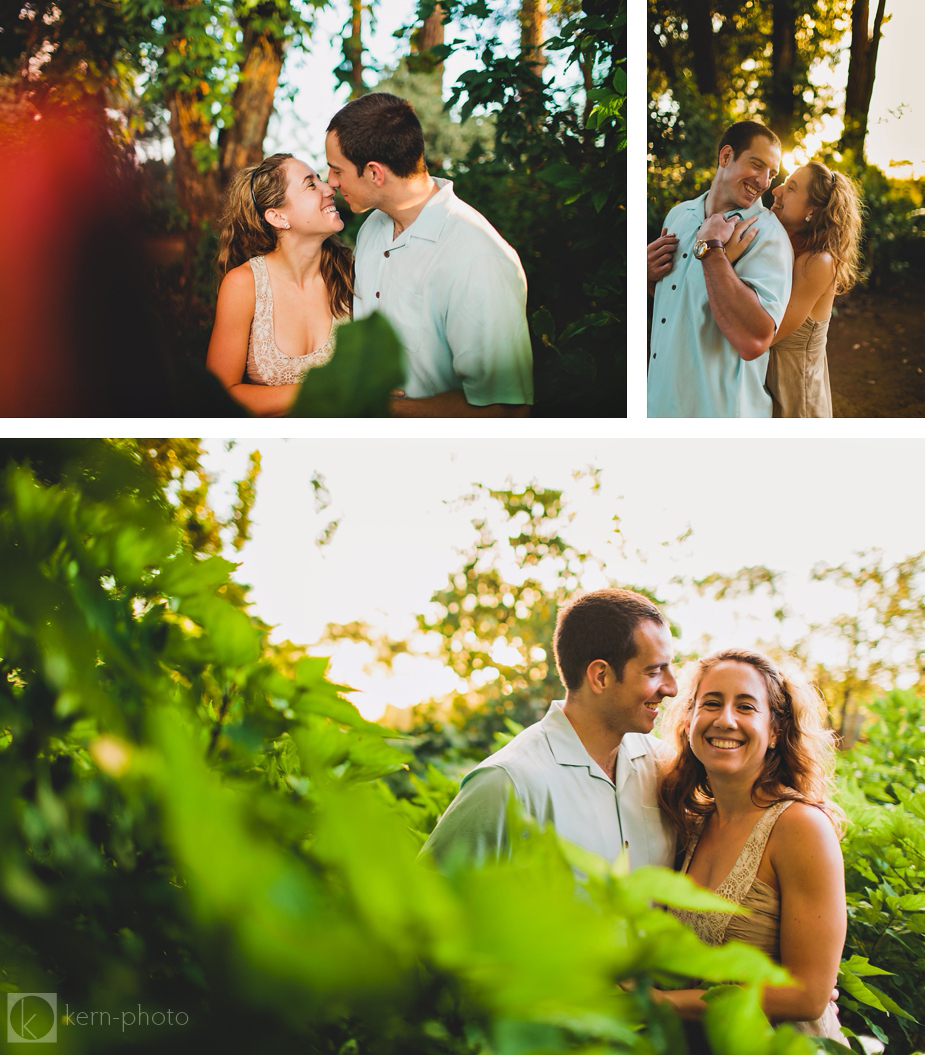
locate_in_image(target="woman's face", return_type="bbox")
[278,158,344,237]
[688,660,774,786]
[770,167,813,233]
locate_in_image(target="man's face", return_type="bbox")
[324,131,377,214]
[606,619,677,737]
[714,135,781,213]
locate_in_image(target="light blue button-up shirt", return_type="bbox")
[353,178,533,406]
[647,192,793,418]
[421,700,676,872]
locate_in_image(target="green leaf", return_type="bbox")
[288,313,404,417]
[703,985,773,1055]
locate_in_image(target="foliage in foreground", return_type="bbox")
[0,439,854,1054]
[837,691,925,1053]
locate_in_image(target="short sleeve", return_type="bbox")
[443,254,534,406]
[419,765,516,869]
[734,220,794,331]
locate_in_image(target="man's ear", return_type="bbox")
[585,659,610,694]
[718,145,732,168]
[366,161,388,187]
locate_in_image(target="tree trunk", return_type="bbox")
[166,90,221,241]
[768,0,798,150]
[680,0,718,97]
[519,0,547,80]
[410,3,445,84]
[218,16,287,185]
[839,0,887,160]
[345,0,365,99]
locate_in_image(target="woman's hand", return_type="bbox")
[723,215,759,265]
[647,228,679,295]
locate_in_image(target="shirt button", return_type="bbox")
[682,253,688,258]
[661,318,666,323]
[375,291,380,298]
[384,250,390,258]
[624,841,629,849]
[652,353,657,359]
[671,284,677,290]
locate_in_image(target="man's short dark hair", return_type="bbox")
[553,589,666,691]
[326,93,427,178]
[717,120,781,163]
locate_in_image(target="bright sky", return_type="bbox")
[201,438,925,720]
[767,0,923,177]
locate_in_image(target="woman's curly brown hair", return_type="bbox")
[657,648,844,851]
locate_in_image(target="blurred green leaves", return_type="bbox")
[2,440,904,1054]
[288,312,404,418]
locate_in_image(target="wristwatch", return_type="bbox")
[694,239,725,259]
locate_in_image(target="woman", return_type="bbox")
[727,162,863,417]
[206,153,353,416]
[655,649,847,1042]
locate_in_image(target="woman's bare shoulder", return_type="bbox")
[796,250,836,283]
[772,801,841,852]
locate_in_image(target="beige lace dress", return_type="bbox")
[767,316,833,417]
[671,799,846,1041]
[245,255,338,385]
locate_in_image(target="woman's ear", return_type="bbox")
[264,208,290,231]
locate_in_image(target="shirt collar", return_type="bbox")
[542,700,648,784]
[395,176,454,245]
[683,189,768,222]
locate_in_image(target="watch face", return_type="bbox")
[694,241,707,258]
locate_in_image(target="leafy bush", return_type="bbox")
[0,440,842,1053]
[836,690,925,1052]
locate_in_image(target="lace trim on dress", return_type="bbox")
[245,255,338,386]
[672,799,793,946]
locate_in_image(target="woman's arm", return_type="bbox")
[655,803,845,1024]
[773,252,836,344]
[762,802,846,1023]
[205,266,301,417]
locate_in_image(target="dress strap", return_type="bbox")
[716,799,792,907]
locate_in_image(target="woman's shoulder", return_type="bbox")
[795,249,836,282]
[768,800,841,854]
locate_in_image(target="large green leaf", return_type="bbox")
[288,313,404,417]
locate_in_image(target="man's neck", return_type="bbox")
[383,174,440,239]
[561,694,623,783]
[703,182,745,219]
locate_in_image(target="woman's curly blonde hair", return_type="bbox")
[216,152,353,319]
[799,161,864,295]
[657,648,844,851]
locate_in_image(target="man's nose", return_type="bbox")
[661,669,678,698]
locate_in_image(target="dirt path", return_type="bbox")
[829,287,925,417]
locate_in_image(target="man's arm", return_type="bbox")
[697,213,778,361]
[420,766,516,870]
[390,390,529,417]
[440,253,533,409]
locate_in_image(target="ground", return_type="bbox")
[829,286,925,417]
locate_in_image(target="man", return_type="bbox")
[325,93,533,418]
[421,589,678,871]
[647,121,794,418]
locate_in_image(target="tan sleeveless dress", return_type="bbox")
[672,800,846,1041]
[767,316,833,418]
[245,255,338,385]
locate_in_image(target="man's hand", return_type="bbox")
[647,228,679,295]
[696,213,738,245]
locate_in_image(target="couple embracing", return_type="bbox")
[207,92,533,417]
[423,589,847,1044]
[647,120,863,418]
